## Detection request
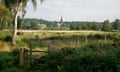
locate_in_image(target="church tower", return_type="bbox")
[57,16,63,27]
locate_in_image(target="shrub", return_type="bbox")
[37,41,120,72]
[0,67,22,72]
[4,35,12,42]
[17,32,24,35]
[0,49,20,72]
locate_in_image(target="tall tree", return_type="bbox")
[0,0,44,45]
[0,3,13,29]
[113,19,120,31]
[102,20,112,31]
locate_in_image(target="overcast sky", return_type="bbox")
[24,0,120,21]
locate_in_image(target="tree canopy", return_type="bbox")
[0,0,44,45]
[113,19,120,31]
[102,20,112,31]
[0,3,13,29]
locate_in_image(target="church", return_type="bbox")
[57,16,63,28]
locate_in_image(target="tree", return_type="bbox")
[102,20,112,31]
[113,19,120,31]
[0,3,13,29]
[17,16,22,29]
[0,0,44,45]
[86,22,102,30]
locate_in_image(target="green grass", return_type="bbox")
[0,30,120,50]
[0,30,120,72]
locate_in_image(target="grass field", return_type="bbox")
[0,30,120,72]
[0,30,120,51]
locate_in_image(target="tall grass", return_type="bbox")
[0,30,120,72]
[35,40,120,72]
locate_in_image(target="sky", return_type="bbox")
[24,0,120,22]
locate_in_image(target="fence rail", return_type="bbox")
[20,47,48,72]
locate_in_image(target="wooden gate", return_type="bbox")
[19,46,48,72]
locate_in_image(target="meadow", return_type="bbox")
[0,30,120,72]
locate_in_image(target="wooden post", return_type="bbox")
[24,48,28,72]
[26,49,29,70]
[23,48,26,72]
[19,48,23,66]
[29,43,32,67]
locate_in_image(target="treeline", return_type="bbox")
[20,19,103,30]
[65,21,102,30]
[20,18,120,31]
[1,18,120,31]
[20,19,57,30]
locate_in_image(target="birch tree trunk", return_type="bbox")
[12,2,22,45]
[12,12,18,45]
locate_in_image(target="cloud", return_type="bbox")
[25,0,120,21]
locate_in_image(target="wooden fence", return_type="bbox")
[19,42,60,72]
[19,46,48,72]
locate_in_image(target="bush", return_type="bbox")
[4,35,12,42]
[17,32,24,36]
[0,49,20,72]
[0,67,22,72]
[0,31,12,41]
[37,41,120,72]
[62,54,118,72]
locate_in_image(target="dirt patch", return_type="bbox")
[0,42,11,52]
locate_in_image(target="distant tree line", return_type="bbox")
[1,18,120,31]
[18,18,120,31]
[67,22,102,30]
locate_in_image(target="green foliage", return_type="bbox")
[4,35,12,42]
[0,31,12,41]
[0,31,120,72]
[37,41,120,72]
[20,18,104,30]
[0,49,21,72]
[112,19,120,31]
[102,20,112,31]
[0,3,13,29]
[0,67,22,72]
[26,33,120,72]
[19,18,119,31]
[22,36,46,48]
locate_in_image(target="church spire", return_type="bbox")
[60,16,63,24]
[57,16,63,27]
